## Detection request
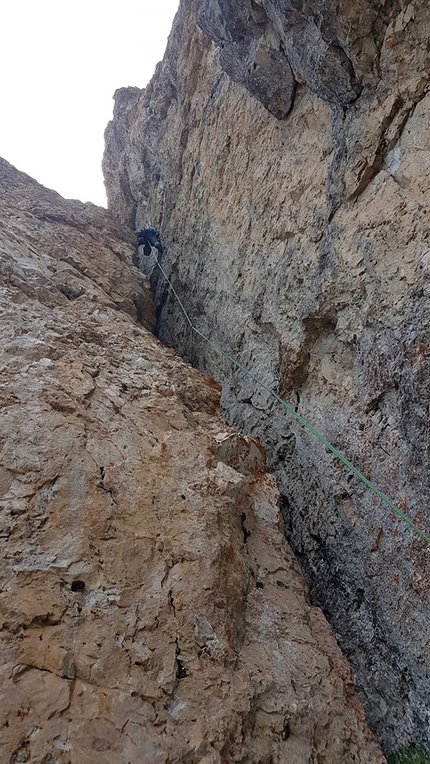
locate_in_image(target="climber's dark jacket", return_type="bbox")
[136,227,163,256]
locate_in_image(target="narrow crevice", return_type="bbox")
[175,637,187,679]
[97,466,118,505]
[240,512,251,544]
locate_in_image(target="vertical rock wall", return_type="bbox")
[0,158,385,762]
[103,0,430,754]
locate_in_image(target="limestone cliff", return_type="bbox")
[0,157,385,763]
[103,0,430,755]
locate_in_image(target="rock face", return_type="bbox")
[0,157,386,763]
[103,0,430,755]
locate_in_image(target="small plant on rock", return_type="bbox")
[387,746,430,764]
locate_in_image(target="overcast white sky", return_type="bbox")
[1,1,179,206]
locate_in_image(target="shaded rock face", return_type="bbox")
[196,0,297,119]
[103,0,430,755]
[0,157,386,763]
[196,0,360,117]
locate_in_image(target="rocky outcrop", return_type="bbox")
[0,157,385,763]
[103,0,430,755]
[196,0,360,117]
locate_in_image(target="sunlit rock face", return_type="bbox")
[0,157,385,763]
[103,0,430,755]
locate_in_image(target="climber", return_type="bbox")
[136,227,164,257]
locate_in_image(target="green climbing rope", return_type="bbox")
[154,255,430,547]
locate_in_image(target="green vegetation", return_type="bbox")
[387,746,430,764]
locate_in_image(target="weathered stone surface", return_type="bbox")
[0,157,154,331]
[103,0,430,755]
[0,158,385,762]
[196,0,360,116]
[196,0,297,119]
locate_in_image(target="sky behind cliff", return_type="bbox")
[1,0,179,207]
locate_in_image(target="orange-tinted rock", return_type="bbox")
[0,159,385,762]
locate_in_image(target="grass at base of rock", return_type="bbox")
[387,746,430,764]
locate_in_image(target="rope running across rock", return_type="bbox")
[153,254,430,547]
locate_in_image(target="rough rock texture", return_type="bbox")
[103,0,430,755]
[0,157,386,763]
[196,0,360,117]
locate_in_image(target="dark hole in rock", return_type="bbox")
[71,580,85,592]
